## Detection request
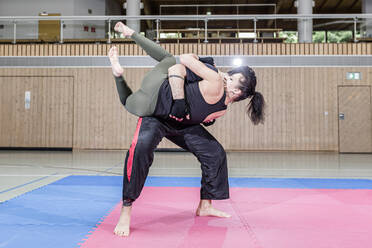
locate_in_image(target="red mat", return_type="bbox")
[79,187,372,248]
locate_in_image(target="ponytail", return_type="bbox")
[227,65,265,124]
[247,91,265,125]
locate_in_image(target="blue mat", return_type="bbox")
[0,176,122,248]
[2,175,372,248]
[146,176,372,189]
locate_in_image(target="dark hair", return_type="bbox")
[227,66,265,125]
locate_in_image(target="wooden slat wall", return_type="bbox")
[73,68,139,149]
[0,74,73,147]
[1,41,371,150]
[1,43,372,56]
[1,67,371,151]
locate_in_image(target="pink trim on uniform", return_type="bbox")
[127,117,143,182]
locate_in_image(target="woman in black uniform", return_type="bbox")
[111,22,266,237]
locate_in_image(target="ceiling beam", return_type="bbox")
[317,0,328,12]
[349,0,360,10]
[333,0,346,11]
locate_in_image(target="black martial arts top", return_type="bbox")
[153,63,227,125]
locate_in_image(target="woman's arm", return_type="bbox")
[179,54,222,96]
[168,64,190,121]
[168,64,186,100]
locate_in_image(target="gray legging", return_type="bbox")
[114,32,176,117]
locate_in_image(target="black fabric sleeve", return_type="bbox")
[198,57,214,65]
[185,63,218,83]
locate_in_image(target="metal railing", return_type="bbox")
[0,14,371,44]
[159,4,278,30]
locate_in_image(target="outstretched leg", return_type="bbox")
[111,22,176,117]
[115,22,172,62]
[109,46,133,106]
[109,46,123,77]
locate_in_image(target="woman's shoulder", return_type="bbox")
[198,78,225,105]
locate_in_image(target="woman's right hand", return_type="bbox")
[114,22,135,37]
[169,99,190,122]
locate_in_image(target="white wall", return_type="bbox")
[72,0,105,39]
[0,0,106,40]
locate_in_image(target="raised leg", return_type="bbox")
[125,56,176,116]
[111,22,177,117]
[115,22,172,62]
[109,46,123,77]
[109,46,133,106]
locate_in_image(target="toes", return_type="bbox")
[114,226,130,237]
[114,229,123,236]
[220,212,231,218]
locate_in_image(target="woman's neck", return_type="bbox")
[223,84,234,105]
[218,70,234,105]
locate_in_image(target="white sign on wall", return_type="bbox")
[25,91,31,109]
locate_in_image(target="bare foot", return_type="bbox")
[114,22,135,37]
[114,206,131,237]
[196,200,231,218]
[108,46,123,77]
[196,206,232,218]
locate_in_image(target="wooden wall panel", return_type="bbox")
[0,67,371,151]
[0,74,73,147]
[2,43,372,56]
[71,67,179,149]
[1,42,372,151]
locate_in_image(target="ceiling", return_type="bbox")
[114,0,363,31]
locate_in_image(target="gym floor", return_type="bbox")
[1,150,372,248]
[1,150,372,202]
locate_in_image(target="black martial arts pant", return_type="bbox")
[122,116,229,206]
